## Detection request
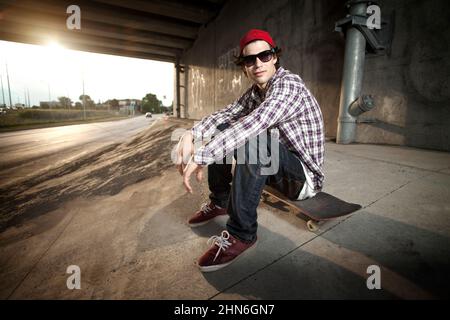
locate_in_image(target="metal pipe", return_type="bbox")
[348,94,375,117]
[336,1,368,144]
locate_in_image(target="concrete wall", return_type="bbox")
[356,0,450,151]
[179,0,450,151]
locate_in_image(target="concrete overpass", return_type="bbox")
[0,0,226,62]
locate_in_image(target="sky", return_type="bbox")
[0,40,174,107]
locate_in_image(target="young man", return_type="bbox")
[176,29,324,272]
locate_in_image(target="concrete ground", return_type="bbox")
[1,118,449,299]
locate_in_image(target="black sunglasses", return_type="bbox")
[240,48,275,67]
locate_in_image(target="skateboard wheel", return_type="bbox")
[307,220,319,232]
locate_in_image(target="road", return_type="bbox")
[0,114,161,188]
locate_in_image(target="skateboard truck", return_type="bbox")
[262,186,362,232]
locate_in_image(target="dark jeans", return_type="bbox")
[208,123,306,242]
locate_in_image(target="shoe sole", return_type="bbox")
[197,240,258,273]
[188,214,227,228]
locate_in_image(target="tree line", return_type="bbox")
[38,93,172,114]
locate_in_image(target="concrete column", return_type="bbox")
[175,58,181,118]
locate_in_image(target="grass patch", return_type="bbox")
[0,109,134,132]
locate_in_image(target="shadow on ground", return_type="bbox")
[321,212,450,299]
[201,210,449,299]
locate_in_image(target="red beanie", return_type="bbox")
[239,29,276,54]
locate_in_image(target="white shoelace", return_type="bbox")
[200,202,212,214]
[207,230,232,262]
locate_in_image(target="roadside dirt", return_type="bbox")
[0,118,194,234]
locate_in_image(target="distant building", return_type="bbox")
[118,99,141,115]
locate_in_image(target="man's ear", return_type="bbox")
[273,55,278,66]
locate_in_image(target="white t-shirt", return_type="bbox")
[297,161,317,200]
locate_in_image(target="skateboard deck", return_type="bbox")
[262,186,361,231]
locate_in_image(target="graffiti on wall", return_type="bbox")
[190,66,207,112]
[216,46,248,107]
[189,46,252,115]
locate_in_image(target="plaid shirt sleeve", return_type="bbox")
[191,88,252,141]
[193,77,304,165]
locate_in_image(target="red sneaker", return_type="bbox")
[188,202,227,227]
[197,230,257,272]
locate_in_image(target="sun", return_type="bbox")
[39,40,68,87]
[46,40,65,51]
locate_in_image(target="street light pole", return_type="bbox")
[5,63,13,108]
[0,74,5,106]
[82,77,86,120]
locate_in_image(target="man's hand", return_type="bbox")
[176,131,194,175]
[183,160,204,194]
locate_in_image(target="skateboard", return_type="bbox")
[262,186,362,232]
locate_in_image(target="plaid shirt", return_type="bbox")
[191,67,325,191]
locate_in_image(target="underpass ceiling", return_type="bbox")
[0,0,227,62]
